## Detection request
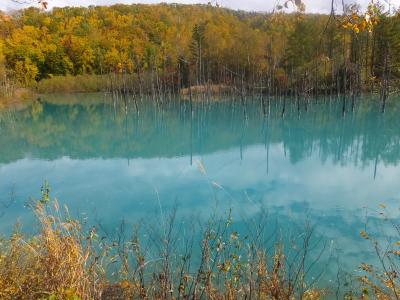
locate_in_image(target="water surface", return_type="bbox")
[1,94,399,286]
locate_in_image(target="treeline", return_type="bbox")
[0,3,399,99]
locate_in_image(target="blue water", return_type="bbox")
[0,94,400,288]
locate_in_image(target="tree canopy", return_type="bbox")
[0,3,399,93]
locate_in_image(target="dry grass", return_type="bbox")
[35,75,110,94]
[357,205,400,300]
[0,186,325,300]
[34,74,143,94]
[0,201,102,299]
[180,84,233,96]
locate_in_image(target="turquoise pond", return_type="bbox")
[0,93,400,285]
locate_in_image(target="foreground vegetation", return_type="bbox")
[0,188,324,299]
[0,184,399,299]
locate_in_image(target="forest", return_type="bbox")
[0,2,399,103]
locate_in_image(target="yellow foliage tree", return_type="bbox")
[15,58,39,86]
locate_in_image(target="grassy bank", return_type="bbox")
[0,186,398,299]
[1,74,134,109]
[35,75,111,94]
[34,73,170,95]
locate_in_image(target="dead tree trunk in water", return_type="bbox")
[240,74,247,120]
[381,45,390,114]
